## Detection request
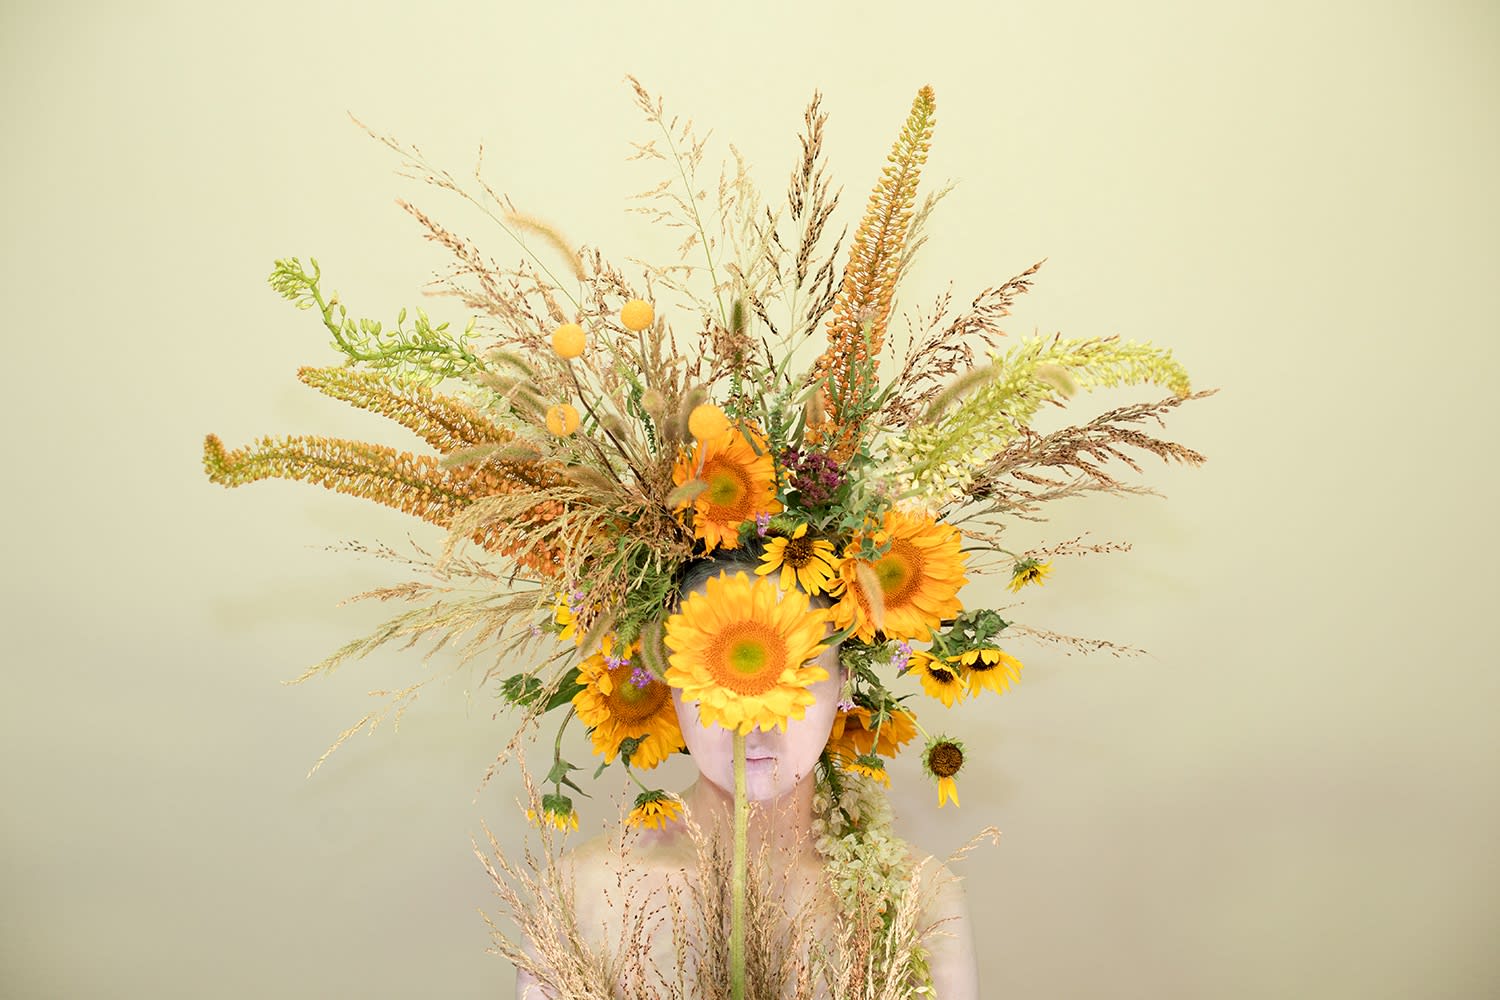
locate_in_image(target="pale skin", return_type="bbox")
[516,595,978,998]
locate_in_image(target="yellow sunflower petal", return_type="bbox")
[664,572,830,734]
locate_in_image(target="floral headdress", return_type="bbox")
[204,80,1207,834]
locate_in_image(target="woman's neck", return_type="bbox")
[679,772,822,864]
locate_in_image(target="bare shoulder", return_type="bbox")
[904,849,979,1000]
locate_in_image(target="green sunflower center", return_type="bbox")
[702,458,750,512]
[874,539,924,605]
[708,621,789,694]
[606,665,669,722]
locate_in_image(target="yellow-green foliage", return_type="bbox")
[886,335,1191,506]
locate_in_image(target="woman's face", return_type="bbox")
[671,631,843,803]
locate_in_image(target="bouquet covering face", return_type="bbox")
[205,79,1207,830]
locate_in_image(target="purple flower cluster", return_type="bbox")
[629,665,655,689]
[780,448,844,507]
[891,640,914,675]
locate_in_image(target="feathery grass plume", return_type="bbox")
[503,210,587,283]
[807,86,937,461]
[882,260,1043,427]
[885,335,1191,507]
[958,390,1214,525]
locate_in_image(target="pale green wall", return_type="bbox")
[3,1,1496,997]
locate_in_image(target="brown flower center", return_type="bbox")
[783,534,817,567]
[928,741,964,778]
[606,665,670,723]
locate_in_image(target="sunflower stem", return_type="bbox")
[731,730,748,1000]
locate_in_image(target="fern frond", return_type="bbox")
[808,86,937,459]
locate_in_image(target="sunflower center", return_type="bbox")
[874,539,925,606]
[606,665,670,723]
[783,535,817,567]
[928,742,965,778]
[707,621,789,695]
[702,457,751,515]
[931,665,958,685]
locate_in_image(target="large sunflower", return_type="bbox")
[664,571,830,734]
[672,425,781,553]
[831,508,968,642]
[572,639,685,770]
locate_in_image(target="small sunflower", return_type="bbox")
[626,790,683,830]
[831,508,968,642]
[922,737,966,809]
[827,704,918,761]
[672,426,782,553]
[756,523,839,594]
[954,647,1023,697]
[664,571,830,734]
[573,639,685,770]
[846,753,891,787]
[526,792,580,832]
[1008,558,1053,592]
[911,649,967,707]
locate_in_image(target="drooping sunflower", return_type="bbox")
[756,523,839,594]
[672,425,781,553]
[572,639,685,770]
[911,649,967,707]
[827,704,918,761]
[954,647,1023,697]
[846,753,891,787]
[527,792,580,832]
[922,737,966,809]
[664,571,830,734]
[831,508,968,642]
[626,790,683,830]
[1008,558,1053,592]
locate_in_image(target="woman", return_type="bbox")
[515,558,978,999]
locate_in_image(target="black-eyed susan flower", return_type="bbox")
[626,790,683,830]
[572,639,685,770]
[911,649,967,707]
[671,426,782,553]
[756,523,839,595]
[1008,558,1052,592]
[954,646,1023,697]
[663,571,829,734]
[527,792,580,831]
[922,737,965,808]
[831,508,968,642]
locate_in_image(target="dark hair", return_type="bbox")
[675,550,837,612]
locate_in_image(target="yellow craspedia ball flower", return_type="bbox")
[551,323,586,359]
[546,403,580,436]
[687,403,730,441]
[620,298,654,332]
